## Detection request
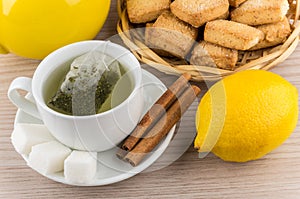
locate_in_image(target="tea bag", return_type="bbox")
[48,51,122,116]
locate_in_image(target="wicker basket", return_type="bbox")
[117,0,300,81]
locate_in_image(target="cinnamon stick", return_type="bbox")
[121,73,192,151]
[124,85,201,167]
[116,148,128,160]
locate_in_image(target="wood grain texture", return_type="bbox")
[1,1,300,198]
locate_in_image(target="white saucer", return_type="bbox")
[13,69,176,186]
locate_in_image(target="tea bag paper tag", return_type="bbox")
[49,49,122,116]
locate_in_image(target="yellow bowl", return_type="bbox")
[0,0,111,59]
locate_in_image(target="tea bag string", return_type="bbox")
[101,41,110,71]
[98,40,125,71]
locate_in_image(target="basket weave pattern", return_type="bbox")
[117,0,300,81]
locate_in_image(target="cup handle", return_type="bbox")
[8,77,41,119]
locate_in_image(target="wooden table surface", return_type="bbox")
[1,1,300,198]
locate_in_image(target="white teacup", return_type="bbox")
[8,40,144,152]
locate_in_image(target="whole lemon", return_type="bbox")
[0,0,111,59]
[194,70,299,162]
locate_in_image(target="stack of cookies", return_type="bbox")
[126,0,291,70]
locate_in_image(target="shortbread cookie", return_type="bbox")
[170,0,229,27]
[127,0,170,23]
[250,17,291,50]
[231,0,289,25]
[145,11,198,58]
[204,20,264,50]
[190,41,238,70]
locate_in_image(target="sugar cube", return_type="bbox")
[28,141,72,174]
[11,123,55,155]
[64,150,97,184]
